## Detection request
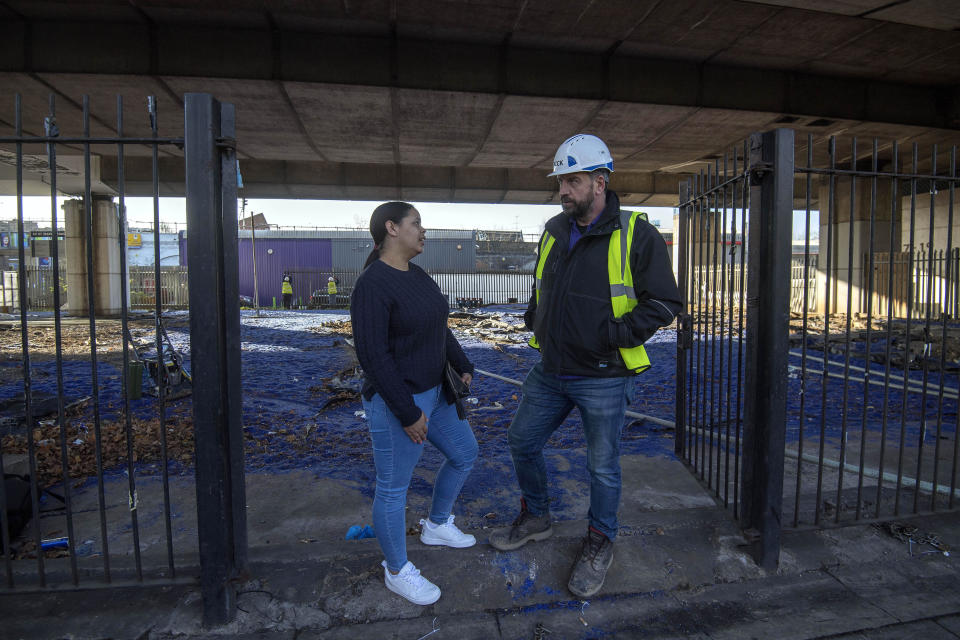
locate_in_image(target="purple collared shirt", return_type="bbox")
[568,216,597,252]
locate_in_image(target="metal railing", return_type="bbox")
[867,249,960,319]
[0,93,245,625]
[790,137,960,531]
[678,130,960,569]
[0,265,189,311]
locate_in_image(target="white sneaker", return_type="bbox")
[383,560,441,605]
[419,515,477,548]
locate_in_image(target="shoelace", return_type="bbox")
[398,565,425,587]
[423,516,461,534]
[584,533,605,561]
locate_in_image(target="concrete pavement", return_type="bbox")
[2,454,960,639]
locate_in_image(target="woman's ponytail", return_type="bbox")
[362,244,381,269]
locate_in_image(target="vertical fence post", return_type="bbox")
[184,93,247,627]
[676,181,692,457]
[740,129,794,570]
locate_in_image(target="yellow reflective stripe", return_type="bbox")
[609,210,643,315]
[610,210,649,373]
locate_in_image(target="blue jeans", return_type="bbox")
[507,362,633,540]
[364,385,478,572]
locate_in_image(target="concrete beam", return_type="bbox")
[1,20,957,131]
[97,156,684,205]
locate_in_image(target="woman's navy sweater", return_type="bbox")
[350,259,473,426]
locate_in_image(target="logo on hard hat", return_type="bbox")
[547,133,614,178]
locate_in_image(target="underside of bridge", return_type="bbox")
[0,0,959,208]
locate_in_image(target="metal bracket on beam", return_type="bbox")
[749,161,773,185]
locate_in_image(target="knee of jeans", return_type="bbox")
[586,456,621,486]
[507,426,534,457]
[374,482,408,506]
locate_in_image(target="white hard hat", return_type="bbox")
[547,134,614,177]
[328,276,334,281]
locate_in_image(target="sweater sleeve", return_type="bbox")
[351,276,422,427]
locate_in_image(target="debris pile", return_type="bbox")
[1,410,195,487]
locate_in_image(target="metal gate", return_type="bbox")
[0,93,245,625]
[677,129,960,568]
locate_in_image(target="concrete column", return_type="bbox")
[902,188,960,252]
[64,197,123,317]
[816,176,899,315]
[686,210,728,310]
[899,188,960,318]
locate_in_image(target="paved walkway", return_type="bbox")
[3,457,960,639]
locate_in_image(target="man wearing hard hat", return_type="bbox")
[490,134,681,598]
[327,276,338,307]
[281,274,293,309]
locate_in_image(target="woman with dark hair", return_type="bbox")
[350,201,478,606]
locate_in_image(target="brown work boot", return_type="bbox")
[567,527,614,598]
[488,506,553,551]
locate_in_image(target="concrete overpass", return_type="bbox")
[0,0,959,207]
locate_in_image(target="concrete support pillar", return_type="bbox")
[64,197,123,317]
[898,188,960,318]
[902,188,960,252]
[816,176,899,315]
[687,210,727,309]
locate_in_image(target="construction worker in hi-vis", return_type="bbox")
[281,274,293,309]
[489,133,681,600]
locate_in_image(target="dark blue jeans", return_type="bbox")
[363,385,478,572]
[507,362,633,540]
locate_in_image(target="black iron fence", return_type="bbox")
[0,93,244,625]
[678,130,960,568]
[0,265,189,311]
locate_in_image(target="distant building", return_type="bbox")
[180,228,477,308]
[126,230,181,266]
[0,222,62,270]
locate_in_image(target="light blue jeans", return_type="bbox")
[363,385,478,572]
[507,361,633,540]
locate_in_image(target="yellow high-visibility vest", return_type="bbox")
[327,280,338,294]
[528,210,651,373]
[282,281,293,295]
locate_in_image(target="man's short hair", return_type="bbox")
[591,168,611,186]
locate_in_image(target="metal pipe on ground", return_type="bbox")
[473,367,960,501]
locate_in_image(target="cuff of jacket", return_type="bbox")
[608,318,631,349]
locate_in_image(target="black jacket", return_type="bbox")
[524,190,681,377]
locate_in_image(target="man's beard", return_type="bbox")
[561,191,595,222]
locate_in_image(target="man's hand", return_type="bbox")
[460,372,472,388]
[404,412,428,444]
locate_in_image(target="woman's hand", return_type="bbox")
[404,412,428,444]
[460,372,472,388]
